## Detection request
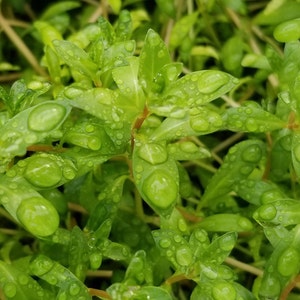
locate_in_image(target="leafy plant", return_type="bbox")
[1,0,300,299]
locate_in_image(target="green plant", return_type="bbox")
[1,0,300,299]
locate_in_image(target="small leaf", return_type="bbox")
[200,140,265,208]
[139,29,172,94]
[162,70,238,107]
[222,102,285,132]
[40,1,81,20]
[198,214,253,232]
[29,255,92,299]
[169,12,199,50]
[150,107,223,141]
[53,40,98,81]
[133,139,179,217]
[253,199,300,227]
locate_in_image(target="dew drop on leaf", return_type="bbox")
[24,157,62,188]
[142,170,178,208]
[277,247,300,277]
[212,282,236,300]
[30,255,54,276]
[28,103,66,132]
[87,137,101,150]
[3,282,17,298]
[16,197,59,237]
[245,118,258,131]
[218,234,236,251]
[237,217,253,231]
[69,282,81,296]
[189,117,210,132]
[85,124,95,133]
[159,238,171,248]
[138,143,168,165]
[63,167,76,180]
[18,274,29,285]
[179,141,198,153]
[175,246,193,266]
[255,204,277,221]
[241,144,262,163]
[197,71,229,94]
[177,218,188,233]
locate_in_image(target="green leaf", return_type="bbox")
[112,56,145,119]
[200,140,265,208]
[0,260,53,300]
[254,2,300,25]
[0,100,71,172]
[253,199,300,227]
[138,29,172,94]
[234,179,286,206]
[197,214,253,232]
[162,70,238,107]
[34,21,63,48]
[40,1,81,20]
[169,12,199,50]
[152,229,193,272]
[107,0,122,14]
[150,107,223,141]
[222,102,286,132]
[202,232,237,265]
[258,225,300,299]
[29,255,92,299]
[53,39,98,81]
[133,139,179,217]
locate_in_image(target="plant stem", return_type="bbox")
[225,256,263,277]
[0,12,47,77]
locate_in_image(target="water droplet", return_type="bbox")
[237,217,253,231]
[159,238,171,248]
[28,103,67,132]
[241,144,262,163]
[69,282,81,296]
[124,41,135,52]
[194,229,208,243]
[138,143,168,165]
[212,282,236,300]
[177,219,188,233]
[198,71,229,94]
[261,190,282,204]
[175,246,193,266]
[142,170,178,209]
[6,169,17,178]
[24,133,38,144]
[17,197,59,237]
[239,166,253,175]
[30,255,54,276]
[89,252,102,270]
[189,116,210,131]
[87,137,101,150]
[63,167,76,180]
[18,274,29,285]
[173,234,182,243]
[3,282,17,298]
[179,141,198,153]
[24,157,62,188]
[277,247,300,276]
[256,204,277,221]
[202,265,218,279]
[85,125,95,133]
[148,30,161,47]
[245,118,258,131]
[219,234,236,251]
